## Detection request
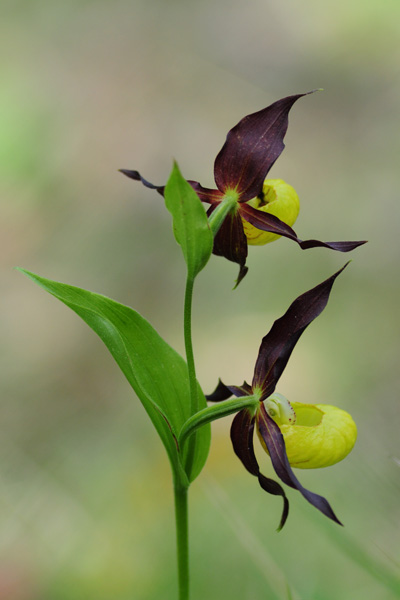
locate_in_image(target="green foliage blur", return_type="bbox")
[2,0,400,598]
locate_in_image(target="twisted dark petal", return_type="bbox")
[119,169,165,196]
[214,93,312,202]
[257,404,342,525]
[252,263,349,398]
[240,204,367,252]
[227,382,253,397]
[206,380,253,402]
[206,379,233,402]
[231,410,259,476]
[231,409,289,530]
[258,473,289,531]
[209,207,249,286]
[235,265,248,288]
[187,181,224,204]
[299,239,367,251]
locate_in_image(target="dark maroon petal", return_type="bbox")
[206,380,253,402]
[227,382,253,397]
[231,409,289,529]
[299,239,367,251]
[258,473,289,531]
[235,266,248,287]
[231,409,259,476]
[206,379,233,402]
[240,204,367,252]
[187,181,224,204]
[214,93,312,202]
[252,264,349,397]
[257,404,342,525]
[210,206,249,285]
[119,169,165,196]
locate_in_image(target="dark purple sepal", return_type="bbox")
[240,204,367,253]
[214,93,312,202]
[228,382,253,398]
[235,264,249,288]
[231,409,289,529]
[298,239,367,252]
[205,379,233,402]
[211,208,249,285]
[258,473,289,531]
[119,169,165,196]
[257,403,342,525]
[206,380,252,402]
[231,409,259,476]
[187,181,224,204]
[252,263,349,398]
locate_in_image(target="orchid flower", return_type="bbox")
[121,93,366,285]
[206,264,357,529]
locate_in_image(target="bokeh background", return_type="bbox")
[2,0,400,598]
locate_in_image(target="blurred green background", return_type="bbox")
[2,0,400,598]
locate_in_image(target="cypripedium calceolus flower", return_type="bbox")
[206,264,357,529]
[121,92,366,285]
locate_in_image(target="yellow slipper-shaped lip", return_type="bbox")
[259,401,357,469]
[242,178,300,246]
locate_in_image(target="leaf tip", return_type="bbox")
[15,266,33,278]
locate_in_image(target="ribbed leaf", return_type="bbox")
[164,162,213,279]
[18,269,210,485]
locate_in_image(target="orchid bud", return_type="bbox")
[258,401,357,469]
[242,179,300,245]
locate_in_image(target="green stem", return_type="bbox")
[179,395,259,448]
[183,275,197,477]
[175,273,197,600]
[208,194,238,237]
[174,485,189,600]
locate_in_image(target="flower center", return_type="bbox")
[264,393,296,425]
[222,189,240,209]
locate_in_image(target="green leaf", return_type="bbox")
[164,162,213,280]
[18,268,210,486]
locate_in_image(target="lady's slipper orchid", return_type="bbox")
[121,93,366,284]
[206,264,357,529]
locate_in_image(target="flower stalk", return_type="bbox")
[208,193,238,237]
[182,275,198,477]
[174,485,190,600]
[179,395,259,448]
